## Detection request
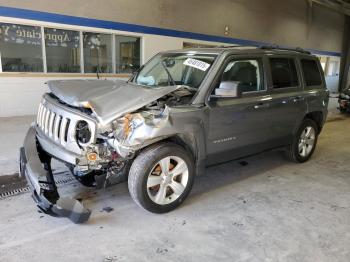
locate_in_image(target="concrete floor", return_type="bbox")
[0,98,349,261]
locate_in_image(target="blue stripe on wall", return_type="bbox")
[0,6,341,57]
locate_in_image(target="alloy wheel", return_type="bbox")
[298,126,316,157]
[147,156,189,205]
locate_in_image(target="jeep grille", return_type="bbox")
[36,94,97,154]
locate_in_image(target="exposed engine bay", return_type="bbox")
[142,88,194,110]
[71,87,195,188]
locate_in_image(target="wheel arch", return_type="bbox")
[164,133,206,176]
[303,111,324,133]
[135,132,206,177]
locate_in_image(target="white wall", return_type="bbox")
[0,77,123,116]
[325,76,339,94]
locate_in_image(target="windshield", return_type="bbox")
[134,53,217,89]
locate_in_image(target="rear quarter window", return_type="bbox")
[269,58,299,89]
[301,59,322,87]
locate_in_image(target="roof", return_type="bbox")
[162,46,317,57]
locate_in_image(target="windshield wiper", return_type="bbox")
[161,61,176,86]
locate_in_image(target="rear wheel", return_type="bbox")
[128,143,195,213]
[287,119,318,163]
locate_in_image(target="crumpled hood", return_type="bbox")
[47,79,178,124]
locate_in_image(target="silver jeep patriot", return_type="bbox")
[20,46,329,223]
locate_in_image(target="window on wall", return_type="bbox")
[0,22,142,74]
[0,23,43,72]
[45,28,80,73]
[115,35,140,73]
[83,32,112,73]
[270,58,299,89]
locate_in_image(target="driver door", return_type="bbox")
[206,56,273,165]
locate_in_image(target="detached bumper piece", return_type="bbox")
[20,126,91,223]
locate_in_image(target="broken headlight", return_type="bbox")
[76,120,92,144]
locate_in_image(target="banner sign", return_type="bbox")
[0,23,41,46]
[45,28,79,48]
[0,23,80,48]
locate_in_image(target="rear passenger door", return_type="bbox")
[266,56,307,145]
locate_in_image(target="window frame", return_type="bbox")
[0,21,142,75]
[266,55,302,93]
[207,54,268,101]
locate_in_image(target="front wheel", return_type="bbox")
[287,119,319,163]
[128,143,195,213]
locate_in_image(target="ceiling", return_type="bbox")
[311,0,350,16]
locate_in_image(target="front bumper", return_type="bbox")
[20,125,91,223]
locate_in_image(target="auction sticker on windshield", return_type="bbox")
[184,58,210,71]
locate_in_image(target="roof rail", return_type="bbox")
[218,45,258,49]
[260,45,311,54]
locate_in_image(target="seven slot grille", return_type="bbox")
[37,103,70,145]
[36,96,96,148]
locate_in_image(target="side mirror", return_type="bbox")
[211,81,242,99]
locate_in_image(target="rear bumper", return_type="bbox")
[20,125,91,223]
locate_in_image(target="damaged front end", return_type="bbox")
[105,88,194,158]
[20,126,91,223]
[21,79,197,224]
[108,107,171,157]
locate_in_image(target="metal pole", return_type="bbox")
[41,26,47,73]
[80,31,84,73]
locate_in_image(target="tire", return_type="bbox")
[287,119,319,163]
[128,142,195,213]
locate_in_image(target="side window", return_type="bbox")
[270,58,299,89]
[301,59,322,86]
[213,59,264,97]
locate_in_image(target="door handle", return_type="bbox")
[292,96,304,102]
[254,102,270,109]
